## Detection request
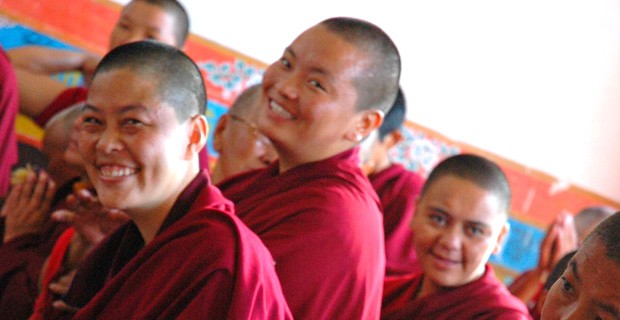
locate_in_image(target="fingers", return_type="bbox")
[52,300,80,314]
[52,209,76,223]
[48,270,76,297]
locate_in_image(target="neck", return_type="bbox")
[132,166,197,244]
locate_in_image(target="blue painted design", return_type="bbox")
[205,100,229,156]
[197,59,264,99]
[490,217,545,273]
[0,18,77,50]
[0,17,85,86]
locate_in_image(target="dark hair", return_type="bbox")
[134,0,190,47]
[422,153,512,214]
[378,87,406,140]
[585,211,620,264]
[320,17,401,114]
[574,205,616,239]
[94,40,206,121]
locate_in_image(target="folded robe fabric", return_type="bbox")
[381,264,532,320]
[0,178,75,320]
[369,163,425,277]
[218,148,385,320]
[63,171,292,319]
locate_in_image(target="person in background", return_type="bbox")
[218,16,401,319]
[0,105,84,320]
[508,212,577,312]
[529,205,616,319]
[381,153,532,319]
[211,83,277,185]
[360,87,426,276]
[8,0,189,127]
[57,40,291,319]
[540,211,620,320]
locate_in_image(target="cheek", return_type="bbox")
[541,286,566,318]
[108,28,123,49]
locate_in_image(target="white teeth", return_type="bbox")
[270,100,294,120]
[99,165,136,178]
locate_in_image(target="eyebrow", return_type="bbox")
[284,47,333,82]
[83,104,149,114]
[569,260,581,282]
[597,302,620,319]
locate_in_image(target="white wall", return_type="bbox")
[113,0,620,203]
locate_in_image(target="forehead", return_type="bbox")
[290,24,370,85]
[88,68,167,112]
[576,240,620,302]
[121,2,178,38]
[420,175,505,224]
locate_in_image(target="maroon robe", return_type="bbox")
[369,163,425,276]
[62,171,292,319]
[218,148,385,319]
[381,265,532,320]
[0,47,19,198]
[0,178,75,320]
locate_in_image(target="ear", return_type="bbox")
[493,220,510,255]
[344,109,384,143]
[212,115,229,153]
[383,130,403,149]
[186,114,208,159]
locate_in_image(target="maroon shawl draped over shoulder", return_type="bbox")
[63,171,292,319]
[368,163,425,276]
[381,265,532,320]
[218,148,385,320]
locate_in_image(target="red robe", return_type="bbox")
[62,171,292,319]
[0,47,19,198]
[0,178,74,320]
[381,265,532,320]
[218,148,385,320]
[29,227,75,320]
[369,163,425,276]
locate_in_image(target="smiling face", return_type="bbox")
[109,0,179,50]
[79,67,194,217]
[541,239,620,320]
[412,175,508,296]
[257,24,376,172]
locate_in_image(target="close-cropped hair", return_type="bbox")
[585,211,620,264]
[422,153,512,214]
[94,40,206,121]
[378,87,406,141]
[134,0,190,47]
[320,17,401,114]
[229,84,261,116]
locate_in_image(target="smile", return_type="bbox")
[98,165,138,178]
[269,100,295,120]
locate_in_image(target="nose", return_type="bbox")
[96,126,123,154]
[437,226,462,250]
[562,302,588,320]
[259,142,278,165]
[274,73,299,100]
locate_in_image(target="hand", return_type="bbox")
[51,189,128,268]
[1,170,56,242]
[48,269,76,298]
[79,53,102,87]
[537,212,578,275]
